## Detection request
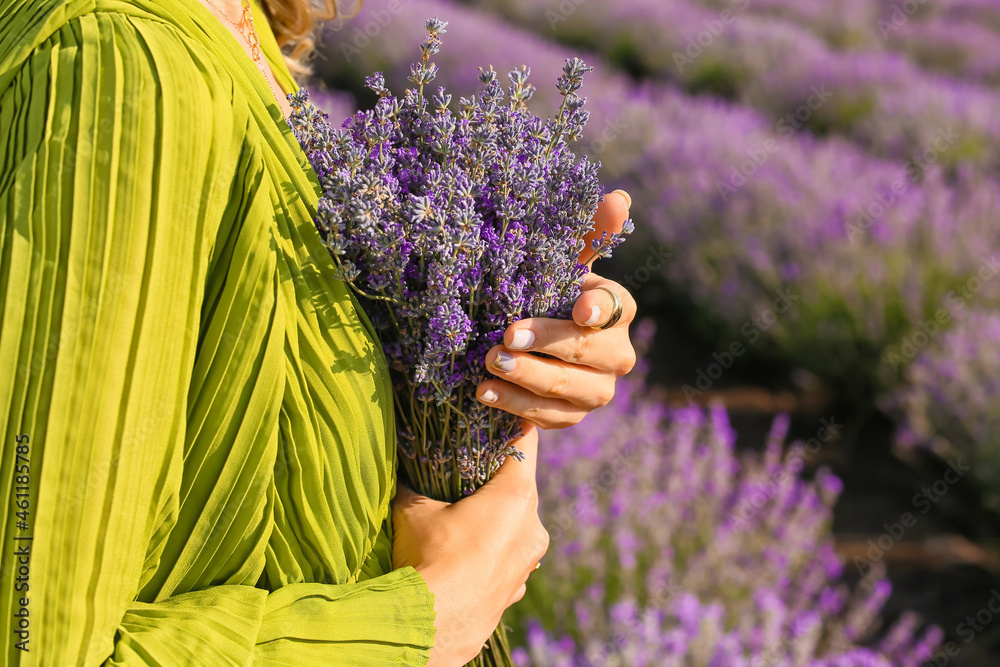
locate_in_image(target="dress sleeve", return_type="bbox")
[0,10,434,667]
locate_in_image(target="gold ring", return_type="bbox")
[590,287,624,331]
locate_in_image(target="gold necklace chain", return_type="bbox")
[202,0,286,116]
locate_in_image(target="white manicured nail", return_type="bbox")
[481,389,499,404]
[613,189,632,208]
[491,351,517,373]
[584,304,602,327]
[510,329,536,350]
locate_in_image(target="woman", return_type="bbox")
[0,0,636,664]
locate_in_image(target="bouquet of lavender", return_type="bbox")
[286,17,629,666]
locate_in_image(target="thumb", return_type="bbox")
[392,482,449,511]
[490,422,539,485]
[579,189,632,268]
[392,482,421,507]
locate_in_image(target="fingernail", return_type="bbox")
[584,304,602,327]
[613,189,632,208]
[481,389,499,404]
[509,329,536,350]
[491,350,517,373]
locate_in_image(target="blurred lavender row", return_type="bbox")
[695,0,1000,85]
[882,18,1000,86]
[458,0,1000,170]
[506,350,941,665]
[884,309,1000,506]
[752,0,1000,87]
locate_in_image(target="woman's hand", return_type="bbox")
[392,425,548,666]
[476,190,638,429]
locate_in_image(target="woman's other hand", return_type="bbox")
[392,425,548,666]
[476,190,638,429]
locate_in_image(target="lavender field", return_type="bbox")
[307,0,1000,664]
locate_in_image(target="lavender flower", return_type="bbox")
[883,308,1000,500]
[506,344,941,665]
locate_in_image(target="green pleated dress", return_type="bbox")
[0,0,437,664]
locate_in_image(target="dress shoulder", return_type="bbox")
[1,0,247,122]
[1,2,264,265]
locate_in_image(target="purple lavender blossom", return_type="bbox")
[883,308,1000,496]
[505,349,941,665]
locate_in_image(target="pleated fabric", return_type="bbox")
[0,1,436,665]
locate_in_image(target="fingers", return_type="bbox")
[496,275,636,375]
[573,286,620,329]
[506,519,550,610]
[574,273,638,329]
[579,189,632,268]
[464,425,550,614]
[478,272,637,430]
[508,583,528,607]
[482,346,616,410]
[478,379,589,429]
[526,521,549,566]
[500,322,635,377]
